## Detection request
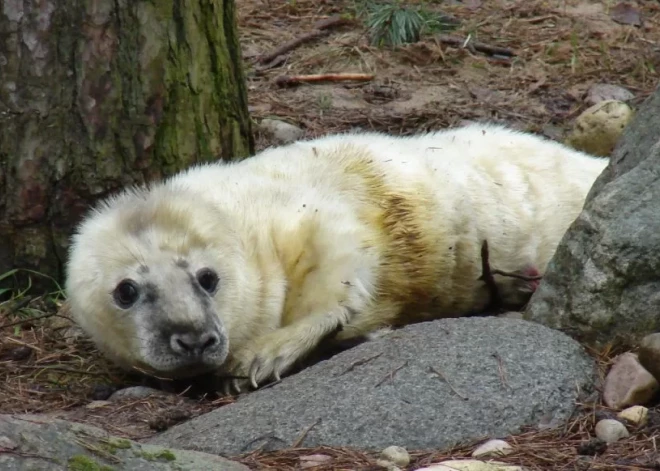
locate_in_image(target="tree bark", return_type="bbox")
[0,0,254,293]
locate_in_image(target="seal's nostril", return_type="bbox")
[176,338,191,352]
[202,333,218,351]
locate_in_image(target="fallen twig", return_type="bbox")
[493,352,509,389]
[374,360,408,387]
[259,30,329,65]
[0,311,56,330]
[257,15,353,65]
[478,240,501,309]
[291,419,321,448]
[336,352,383,377]
[429,366,468,400]
[274,73,375,87]
[0,296,34,319]
[312,15,354,31]
[478,240,543,312]
[436,34,515,57]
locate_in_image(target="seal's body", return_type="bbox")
[65,123,607,390]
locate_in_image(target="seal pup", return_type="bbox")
[65,122,608,392]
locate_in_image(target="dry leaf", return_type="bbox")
[610,2,642,26]
[464,0,482,10]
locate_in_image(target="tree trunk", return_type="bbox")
[0,0,254,293]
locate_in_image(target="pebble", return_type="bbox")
[565,99,633,156]
[0,345,32,361]
[576,437,607,456]
[85,400,112,409]
[638,332,660,382]
[603,352,659,409]
[415,466,458,471]
[90,384,118,401]
[417,460,524,471]
[0,435,18,450]
[375,461,403,471]
[471,439,513,458]
[259,118,304,144]
[617,405,649,426]
[299,453,332,469]
[594,418,629,443]
[379,445,410,467]
[109,386,164,401]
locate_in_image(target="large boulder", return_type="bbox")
[0,414,249,471]
[148,318,596,456]
[525,85,660,348]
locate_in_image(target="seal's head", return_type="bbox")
[65,185,249,378]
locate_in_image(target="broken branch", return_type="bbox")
[274,73,375,87]
[336,352,384,377]
[429,366,468,400]
[258,30,329,65]
[436,34,515,57]
[478,240,543,312]
[257,15,353,65]
[479,240,502,309]
[375,360,408,388]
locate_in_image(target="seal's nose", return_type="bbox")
[170,331,219,357]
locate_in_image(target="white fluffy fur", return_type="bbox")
[65,123,608,389]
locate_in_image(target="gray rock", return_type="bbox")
[524,85,660,347]
[259,118,304,143]
[586,83,635,105]
[0,414,249,471]
[638,332,660,382]
[602,352,659,409]
[148,318,596,456]
[594,418,629,443]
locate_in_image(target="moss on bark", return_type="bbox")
[0,0,254,293]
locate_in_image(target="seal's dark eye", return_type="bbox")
[113,279,139,308]
[196,268,219,293]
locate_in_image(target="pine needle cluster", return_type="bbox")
[358,1,458,47]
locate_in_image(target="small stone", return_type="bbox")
[299,453,332,468]
[638,332,660,382]
[63,325,86,345]
[471,439,513,458]
[415,466,458,471]
[109,386,163,401]
[429,460,524,471]
[617,405,649,425]
[379,445,410,467]
[0,346,32,361]
[90,384,118,401]
[259,118,304,144]
[586,84,634,106]
[603,352,659,409]
[595,419,629,443]
[375,460,403,471]
[0,435,18,450]
[565,100,634,156]
[85,400,112,409]
[576,437,607,456]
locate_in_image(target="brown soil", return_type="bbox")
[2,0,660,469]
